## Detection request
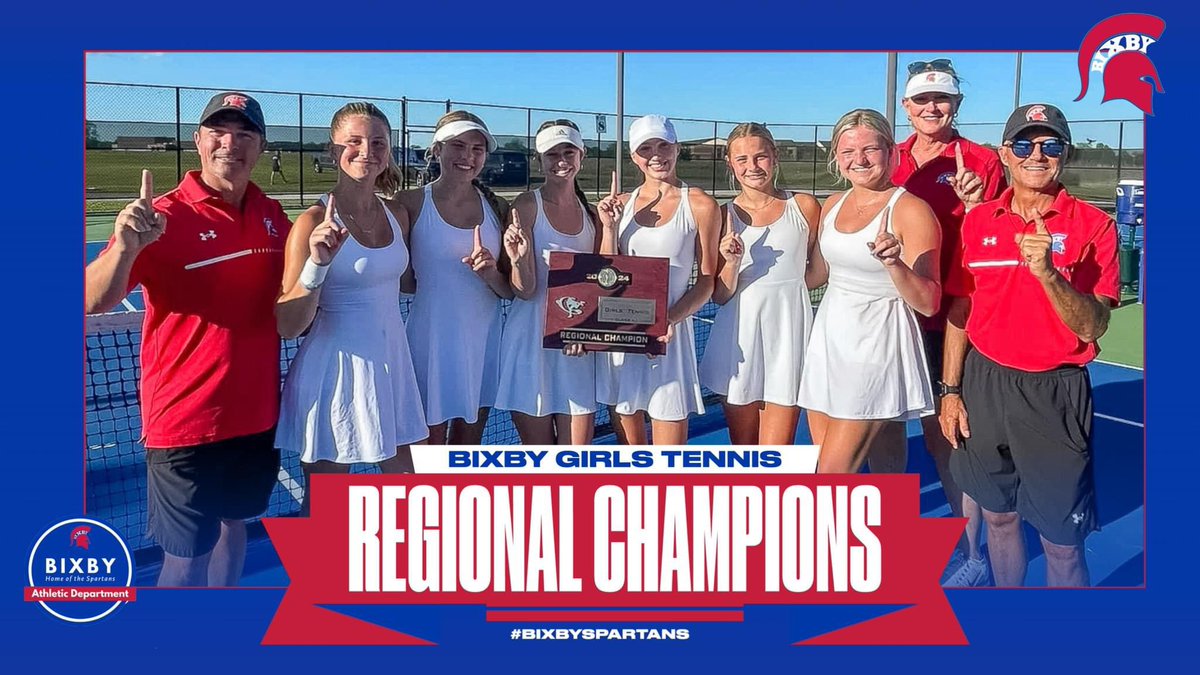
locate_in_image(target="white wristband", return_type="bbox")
[299,258,330,291]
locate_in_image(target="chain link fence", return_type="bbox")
[86,82,1143,217]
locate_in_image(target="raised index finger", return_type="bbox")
[877,205,892,236]
[325,193,337,223]
[473,224,483,251]
[954,143,965,174]
[609,171,618,198]
[1033,208,1048,234]
[140,169,154,202]
[511,207,523,231]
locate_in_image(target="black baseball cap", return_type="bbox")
[199,91,267,137]
[1002,103,1072,144]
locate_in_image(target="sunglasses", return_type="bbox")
[907,59,955,75]
[1007,138,1068,158]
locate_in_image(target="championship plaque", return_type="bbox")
[543,252,670,355]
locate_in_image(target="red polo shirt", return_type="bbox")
[945,186,1119,372]
[99,172,290,448]
[893,134,1007,331]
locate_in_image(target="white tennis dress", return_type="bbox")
[797,187,934,420]
[406,184,504,426]
[595,184,705,421]
[495,190,597,417]
[276,196,428,464]
[700,194,813,406]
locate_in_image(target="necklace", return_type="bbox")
[738,189,785,211]
[335,200,378,233]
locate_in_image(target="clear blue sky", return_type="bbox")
[86,52,1144,147]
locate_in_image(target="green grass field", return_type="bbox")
[85,149,1130,218]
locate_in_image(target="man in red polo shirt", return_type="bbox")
[939,103,1118,587]
[84,92,290,587]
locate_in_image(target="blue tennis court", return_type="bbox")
[85,240,1144,589]
[202,362,1146,589]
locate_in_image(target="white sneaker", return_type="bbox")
[943,556,992,587]
[940,551,967,584]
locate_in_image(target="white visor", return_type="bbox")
[433,119,497,153]
[904,70,961,98]
[535,125,585,154]
[629,114,677,152]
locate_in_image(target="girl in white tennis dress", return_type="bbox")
[406,183,504,429]
[796,109,941,474]
[400,111,511,445]
[494,121,597,445]
[594,117,722,445]
[798,186,934,421]
[698,123,822,446]
[595,181,706,424]
[494,188,597,429]
[274,102,426,514]
[701,197,811,403]
[277,194,428,464]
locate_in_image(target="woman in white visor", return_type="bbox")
[396,111,513,445]
[494,119,599,444]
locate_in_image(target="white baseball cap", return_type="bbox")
[629,114,677,152]
[904,70,960,98]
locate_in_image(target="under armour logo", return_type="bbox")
[982,236,997,246]
[199,230,217,241]
[1071,512,1086,525]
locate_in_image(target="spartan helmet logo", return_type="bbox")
[1025,105,1049,122]
[1075,14,1166,115]
[70,526,91,550]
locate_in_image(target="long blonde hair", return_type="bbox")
[330,101,403,199]
[826,108,895,180]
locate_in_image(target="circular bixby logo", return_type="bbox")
[26,518,135,623]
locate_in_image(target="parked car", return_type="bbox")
[355,148,527,187]
[480,150,529,187]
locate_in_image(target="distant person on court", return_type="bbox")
[698,123,822,445]
[797,108,941,473]
[275,102,425,516]
[940,103,1118,587]
[892,59,1008,587]
[270,149,287,185]
[84,92,289,587]
[494,119,599,444]
[395,111,512,445]
[595,114,721,445]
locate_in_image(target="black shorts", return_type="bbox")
[146,428,280,558]
[922,328,944,385]
[949,351,1097,546]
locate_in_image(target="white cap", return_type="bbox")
[535,124,585,154]
[433,119,497,153]
[629,114,677,152]
[904,70,960,98]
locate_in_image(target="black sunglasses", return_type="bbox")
[907,59,955,75]
[1007,138,1068,158]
